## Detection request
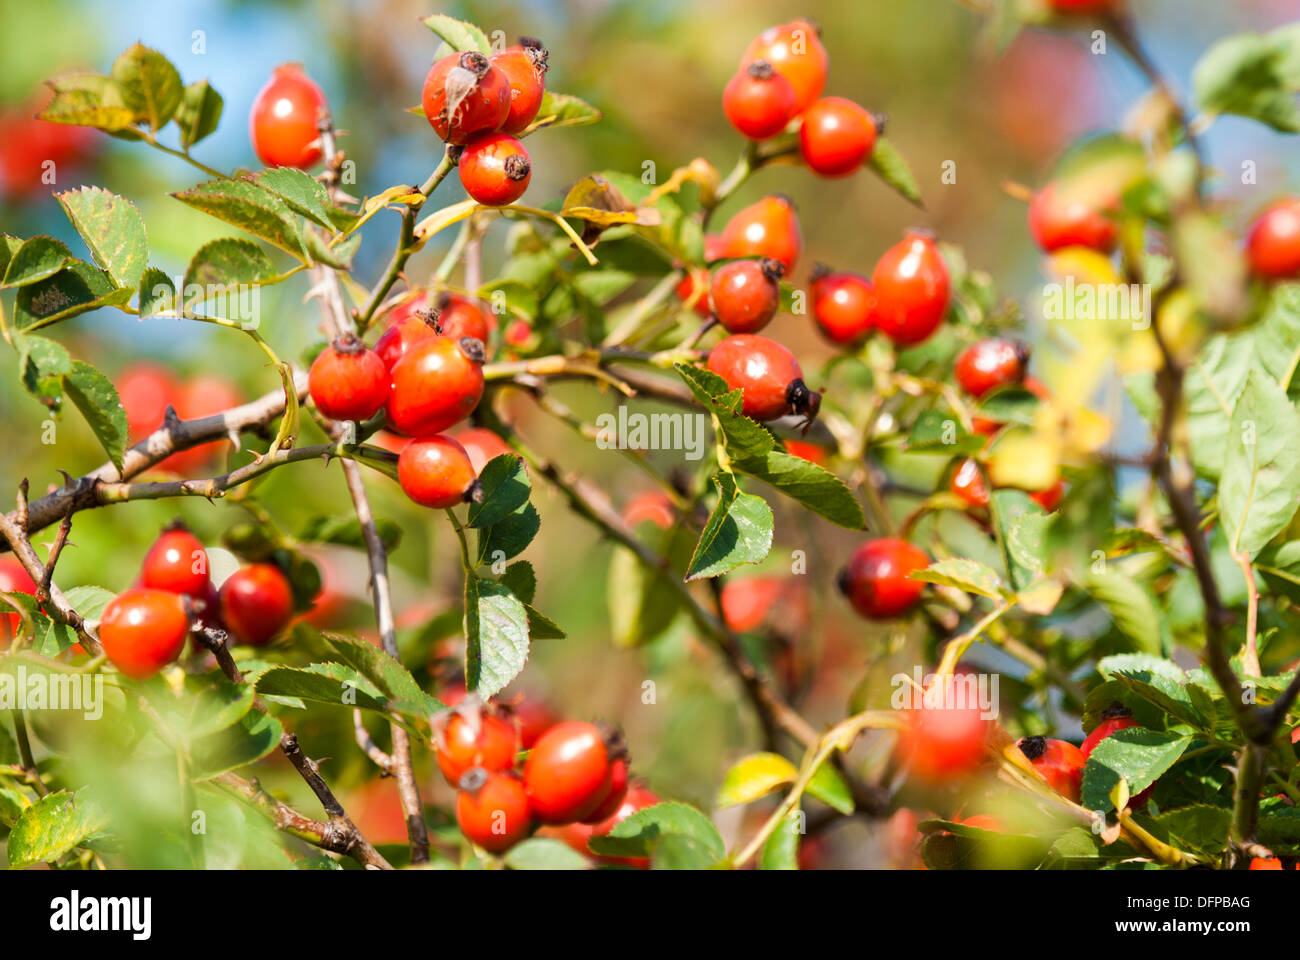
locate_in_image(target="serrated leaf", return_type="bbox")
[2,236,72,288]
[6,790,109,869]
[174,79,223,148]
[867,137,923,206]
[63,361,128,472]
[171,179,304,257]
[499,561,536,605]
[255,663,390,713]
[60,585,115,620]
[716,752,797,807]
[320,633,443,716]
[16,333,71,402]
[15,259,133,331]
[476,502,540,564]
[914,558,1005,599]
[1081,728,1192,813]
[734,449,866,530]
[464,577,529,699]
[504,837,589,870]
[992,488,1041,591]
[686,472,773,580]
[38,77,134,131]
[524,91,602,134]
[256,167,354,233]
[110,43,183,131]
[586,802,725,862]
[138,266,176,316]
[674,362,776,459]
[55,186,148,290]
[1219,368,1300,558]
[467,455,530,528]
[183,237,277,295]
[422,14,491,53]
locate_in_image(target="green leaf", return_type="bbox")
[55,186,148,290]
[914,558,1005,600]
[320,633,443,715]
[526,91,602,133]
[184,237,278,295]
[1081,728,1192,813]
[904,408,985,455]
[1219,369,1300,558]
[191,711,284,780]
[256,167,354,233]
[1149,805,1231,857]
[686,472,773,581]
[255,663,391,713]
[991,488,1041,591]
[14,259,133,330]
[976,386,1041,427]
[805,761,854,815]
[37,80,135,131]
[298,515,402,552]
[467,455,530,528]
[110,43,183,131]
[499,561,536,605]
[422,14,491,53]
[716,752,797,807]
[760,809,801,870]
[171,179,305,257]
[674,362,776,459]
[587,802,725,862]
[607,525,691,648]
[476,502,540,564]
[867,137,923,207]
[464,576,530,699]
[1184,333,1255,481]
[6,790,109,869]
[504,837,589,870]
[2,236,72,288]
[174,79,224,148]
[1083,571,1164,655]
[60,585,115,620]
[651,833,721,869]
[63,361,128,472]
[522,603,566,640]
[734,449,866,530]
[1193,29,1300,132]
[139,266,176,317]
[16,333,71,402]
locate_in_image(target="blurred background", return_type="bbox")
[2,0,1298,867]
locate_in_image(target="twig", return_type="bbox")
[11,710,49,797]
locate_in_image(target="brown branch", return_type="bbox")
[310,118,429,864]
[215,768,392,870]
[2,373,307,551]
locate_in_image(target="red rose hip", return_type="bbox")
[459,132,531,206]
[309,334,388,422]
[398,435,480,509]
[707,334,819,423]
[99,588,191,679]
[710,257,784,333]
[422,51,510,145]
[219,563,294,647]
[249,63,328,168]
[386,336,485,437]
[838,538,929,619]
[723,60,797,140]
[872,231,951,346]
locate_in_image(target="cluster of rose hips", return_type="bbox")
[250,39,546,207]
[97,522,296,679]
[434,698,657,864]
[723,19,880,179]
[307,296,493,510]
[421,41,548,206]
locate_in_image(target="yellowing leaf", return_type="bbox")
[988,430,1060,492]
[716,752,797,808]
